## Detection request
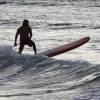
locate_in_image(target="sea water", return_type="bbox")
[0,0,100,100]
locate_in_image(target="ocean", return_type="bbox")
[0,0,100,100]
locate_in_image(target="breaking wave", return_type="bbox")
[0,45,99,97]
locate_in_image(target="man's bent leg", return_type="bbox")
[18,43,24,54]
[29,40,37,55]
[32,42,37,55]
[27,40,37,55]
[33,42,37,55]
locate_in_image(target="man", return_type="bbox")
[14,19,37,54]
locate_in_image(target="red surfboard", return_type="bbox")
[39,37,90,57]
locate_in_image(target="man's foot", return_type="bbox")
[35,52,37,55]
[18,51,21,55]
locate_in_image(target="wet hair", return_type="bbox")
[23,19,29,27]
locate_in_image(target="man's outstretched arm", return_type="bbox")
[14,29,19,46]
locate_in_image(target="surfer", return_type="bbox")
[14,19,37,54]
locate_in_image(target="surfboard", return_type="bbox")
[39,37,90,57]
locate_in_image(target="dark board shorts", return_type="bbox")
[20,39,35,47]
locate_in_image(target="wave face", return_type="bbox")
[0,45,100,100]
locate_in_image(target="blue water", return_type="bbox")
[0,0,100,100]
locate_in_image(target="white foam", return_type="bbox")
[0,44,17,56]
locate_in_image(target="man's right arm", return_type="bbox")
[14,29,19,46]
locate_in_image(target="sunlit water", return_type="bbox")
[0,0,100,100]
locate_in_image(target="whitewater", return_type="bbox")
[0,0,100,100]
